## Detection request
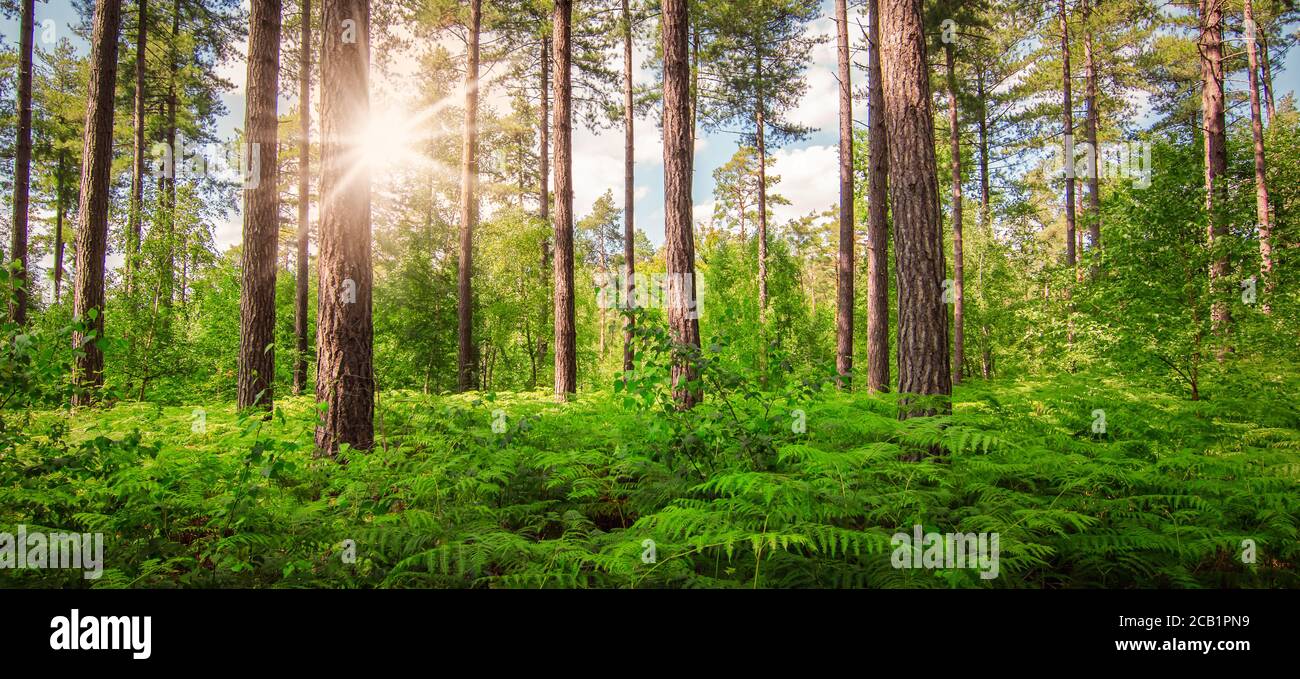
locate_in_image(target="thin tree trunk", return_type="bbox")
[1083,0,1101,260]
[71,0,124,406]
[236,0,283,412]
[8,0,34,325]
[1200,0,1230,356]
[865,0,890,394]
[945,42,964,386]
[622,0,636,375]
[1258,24,1275,119]
[128,0,147,293]
[161,0,180,308]
[834,0,854,388]
[537,39,550,377]
[977,67,989,229]
[879,0,950,420]
[1059,0,1075,269]
[54,151,67,304]
[315,0,373,455]
[663,0,701,408]
[294,0,311,395]
[755,62,768,330]
[553,0,577,400]
[457,0,481,392]
[1244,0,1272,310]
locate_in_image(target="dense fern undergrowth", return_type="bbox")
[3,368,1297,589]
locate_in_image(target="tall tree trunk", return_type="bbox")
[128,0,147,293]
[315,0,373,455]
[552,0,577,400]
[663,0,701,408]
[1244,0,1272,310]
[945,42,964,386]
[977,67,989,228]
[71,0,124,406]
[622,0,636,375]
[755,60,768,330]
[1059,0,1075,269]
[8,0,34,325]
[834,0,854,388]
[1083,0,1101,259]
[161,0,180,309]
[294,0,312,395]
[865,0,890,394]
[457,0,481,392]
[1200,0,1230,355]
[54,151,67,304]
[689,27,698,181]
[237,0,283,412]
[1258,24,1275,120]
[537,39,550,378]
[879,0,950,419]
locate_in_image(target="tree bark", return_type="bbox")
[977,68,989,227]
[945,42,963,386]
[294,0,312,395]
[553,0,577,400]
[128,0,147,293]
[865,0,890,394]
[755,57,768,330]
[537,39,550,379]
[8,0,34,325]
[457,0,481,392]
[1199,0,1230,354]
[663,0,701,408]
[1258,23,1275,119]
[71,0,123,406]
[879,0,950,418]
[1059,0,1076,269]
[834,0,854,388]
[1082,0,1101,258]
[237,0,283,412]
[315,0,373,454]
[622,0,636,375]
[1244,0,1272,310]
[54,151,67,304]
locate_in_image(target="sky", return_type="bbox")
[3,0,1300,262]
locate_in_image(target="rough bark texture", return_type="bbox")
[1199,0,1230,351]
[537,40,550,379]
[294,0,311,395]
[865,0,890,394]
[457,0,481,392]
[237,0,283,412]
[622,0,636,374]
[663,0,701,408]
[54,152,67,303]
[315,0,373,454]
[9,0,34,325]
[1244,0,1272,308]
[834,0,854,387]
[880,0,950,416]
[945,43,963,386]
[128,0,147,289]
[71,0,123,406]
[552,0,577,400]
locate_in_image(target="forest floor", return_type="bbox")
[3,372,1298,588]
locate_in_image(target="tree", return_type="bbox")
[236,0,282,412]
[710,146,785,239]
[880,0,950,419]
[8,0,33,325]
[865,0,889,393]
[834,0,853,387]
[315,0,373,454]
[621,0,635,375]
[663,0,701,408]
[71,0,124,406]
[1081,0,1100,260]
[552,0,576,400]
[457,0,481,392]
[1244,0,1272,309]
[295,0,312,394]
[1199,0,1229,354]
[697,0,820,329]
[127,0,148,292]
[942,11,964,385]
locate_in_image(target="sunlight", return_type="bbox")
[361,104,423,173]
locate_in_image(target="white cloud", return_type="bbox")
[768,144,839,224]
